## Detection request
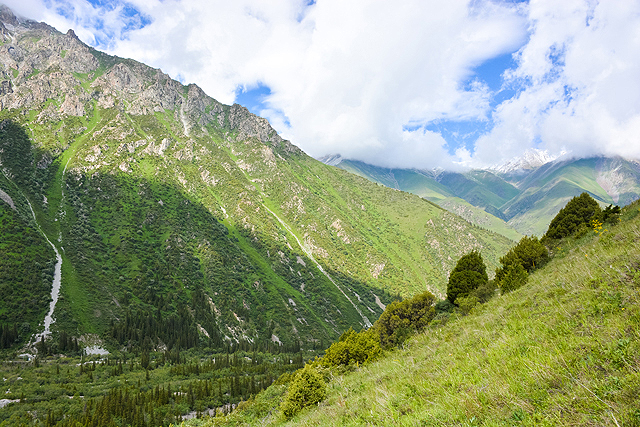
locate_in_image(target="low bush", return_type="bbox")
[321,327,381,367]
[455,294,479,315]
[374,290,436,348]
[280,364,326,419]
[499,262,528,294]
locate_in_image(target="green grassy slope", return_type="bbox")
[437,197,522,241]
[0,17,514,352]
[205,202,640,426]
[333,160,524,240]
[337,160,452,202]
[437,170,519,211]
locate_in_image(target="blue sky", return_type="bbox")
[7,0,640,169]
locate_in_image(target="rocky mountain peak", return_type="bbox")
[0,5,299,157]
[0,5,18,28]
[65,28,79,40]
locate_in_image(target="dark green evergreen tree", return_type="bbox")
[499,262,529,293]
[446,250,488,304]
[545,193,601,239]
[495,235,548,285]
[601,204,621,223]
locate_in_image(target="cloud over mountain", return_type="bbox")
[4,0,640,169]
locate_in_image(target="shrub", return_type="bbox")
[455,294,479,315]
[601,204,621,223]
[495,235,548,286]
[449,270,487,304]
[434,299,456,314]
[545,193,601,240]
[446,250,488,304]
[499,262,528,293]
[321,327,381,367]
[280,364,326,419]
[472,279,497,303]
[501,235,547,272]
[374,290,436,348]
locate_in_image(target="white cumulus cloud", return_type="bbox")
[4,0,639,169]
[474,0,640,167]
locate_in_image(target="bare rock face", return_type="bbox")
[0,80,11,95]
[0,4,302,161]
[125,70,184,115]
[59,93,85,116]
[227,103,283,146]
[0,6,19,28]
[104,63,143,94]
[0,8,97,112]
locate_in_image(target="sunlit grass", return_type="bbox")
[198,202,640,426]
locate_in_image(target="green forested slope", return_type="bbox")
[0,8,513,353]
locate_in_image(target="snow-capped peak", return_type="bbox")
[318,154,344,166]
[492,149,556,173]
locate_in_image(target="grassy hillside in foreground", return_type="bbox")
[195,202,640,426]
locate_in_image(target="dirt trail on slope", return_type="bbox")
[262,203,372,328]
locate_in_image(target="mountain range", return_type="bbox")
[0,5,513,352]
[322,152,640,238]
[1,5,639,426]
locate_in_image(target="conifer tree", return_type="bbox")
[545,192,601,239]
[495,235,548,287]
[446,250,488,304]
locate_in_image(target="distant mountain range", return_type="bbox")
[320,152,640,237]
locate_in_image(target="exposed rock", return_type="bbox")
[0,5,19,28]
[65,29,79,41]
[228,103,283,145]
[103,63,143,94]
[159,138,171,154]
[0,80,11,95]
[0,187,16,210]
[59,93,84,116]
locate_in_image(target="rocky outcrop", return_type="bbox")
[227,103,282,145]
[0,4,301,160]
